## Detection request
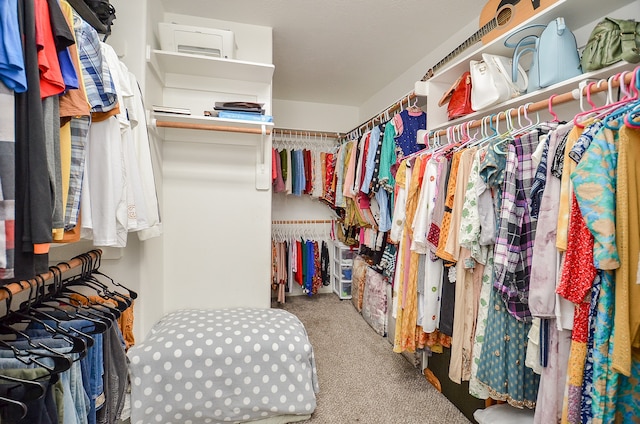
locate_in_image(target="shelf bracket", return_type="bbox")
[146,45,165,85]
[255,124,270,191]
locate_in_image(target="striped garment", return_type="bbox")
[73,10,117,112]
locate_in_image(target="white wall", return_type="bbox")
[162,14,273,64]
[153,17,274,315]
[357,19,478,125]
[273,99,358,133]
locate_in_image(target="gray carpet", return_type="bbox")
[274,294,472,424]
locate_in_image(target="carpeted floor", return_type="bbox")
[274,294,472,424]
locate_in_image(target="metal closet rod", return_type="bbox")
[0,249,103,302]
[273,128,342,139]
[154,120,272,135]
[272,219,334,224]
[342,90,418,140]
[430,69,637,139]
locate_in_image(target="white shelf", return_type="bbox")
[146,46,275,190]
[148,48,275,84]
[428,61,639,133]
[425,0,640,131]
[150,112,273,191]
[152,111,274,129]
[429,0,636,83]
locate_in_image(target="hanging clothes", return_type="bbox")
[393,108,426,157]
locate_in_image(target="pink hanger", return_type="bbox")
[548,94,559,122]
[575,71,638,128]
[585,82,597,110]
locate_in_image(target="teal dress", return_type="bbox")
[476,286,539,408]
[571,127,620,423]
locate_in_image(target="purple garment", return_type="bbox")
[493,131,538,322]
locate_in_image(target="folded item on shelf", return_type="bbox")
[214,101,265,113]
[152,105,191,115]
[217,110,273,122]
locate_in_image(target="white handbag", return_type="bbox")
[470,53,528,111]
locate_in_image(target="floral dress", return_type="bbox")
[570,127,619,424]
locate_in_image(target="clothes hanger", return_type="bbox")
[63,253,132,311]
[59,274,123,320]
[0,372,45,402]
[492,112,513,155]
[516,103,541,135]
[0,289,72,379]
[51,280,120,324]
[576,79,596,113]
[4,282,90,356]
[0,290,49,405]
[623,102,640,128]
[0,336,72,381]
[623,70,640,128]
[0,395,28,420]
[603,67,640,130]
[407,96,422,114]
[89,251,138,300]
[451,121,476,152]
[465,116,493,149]
[573,80,619,128]
[548,94,560,123]
[38,267,110,335]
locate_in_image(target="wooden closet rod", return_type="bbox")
[429,69,637,139]
[155,120,272,135]
[272,220,334,224]
[0,249,103,302]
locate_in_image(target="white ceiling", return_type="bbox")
[159,0,485,107]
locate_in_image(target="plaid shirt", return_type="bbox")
[73,11,117,112]
[65,116,90,230]
[493,130,539,322]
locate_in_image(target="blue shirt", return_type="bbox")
[74,11,117,112]
[0,0,27,92]
[394,109,426,156]
[361,125,381,194]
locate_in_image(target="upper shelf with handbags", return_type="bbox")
[422,0,639,132]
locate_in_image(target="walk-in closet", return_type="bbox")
[1,0,639,422]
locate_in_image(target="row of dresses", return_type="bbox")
[530,116,640,424]
[271,148,335,199]
[328,108,427,260]
[271,239,330,302]
[0,0,161,283]
[384,102,640,423]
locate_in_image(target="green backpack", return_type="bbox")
[580,18,640,72]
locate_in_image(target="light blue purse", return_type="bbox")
[505,17,582,93]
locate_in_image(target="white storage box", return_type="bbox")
[158,22,235,59]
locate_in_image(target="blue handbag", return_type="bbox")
[505,17,582,93]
